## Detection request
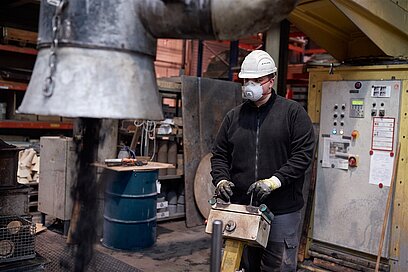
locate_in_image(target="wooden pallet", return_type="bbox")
[2,26,37,47]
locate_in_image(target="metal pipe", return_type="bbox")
[18,0,163,120]
[211,220,223,272]
[18,0,299,120]
[141,0,299,40]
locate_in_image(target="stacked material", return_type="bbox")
[17,148,39,184]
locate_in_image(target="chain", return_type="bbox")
[43,0,67,97]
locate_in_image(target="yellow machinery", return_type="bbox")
[289,0,408,61]
[206,200,273,271]
[288,1,408,270]
[306,64,408,271]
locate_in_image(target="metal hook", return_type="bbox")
[329,63,334,75]
[56,0,67,14]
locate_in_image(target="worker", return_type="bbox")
[210,50,315,271]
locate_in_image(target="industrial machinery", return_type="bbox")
[206,199,273,271]
[18,0,298,121]
[307,65,408,271]
[315,79,400,255]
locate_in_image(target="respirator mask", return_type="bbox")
[242,80,268,102]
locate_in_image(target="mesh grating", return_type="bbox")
[0,215,36,263]
[36,231,142,272]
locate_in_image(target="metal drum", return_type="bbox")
[103,170,158,250]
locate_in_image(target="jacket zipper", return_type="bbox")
[255,111,260,181]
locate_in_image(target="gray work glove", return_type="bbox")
[215,180,235,202]
[247,176,281,202]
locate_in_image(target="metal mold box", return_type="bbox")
[205,203,271,248]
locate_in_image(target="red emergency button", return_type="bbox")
[351,130,359,139]
[348,156,357,167]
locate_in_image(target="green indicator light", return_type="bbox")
[352,100,364,106]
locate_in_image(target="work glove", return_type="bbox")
[247,176,281,202]
[215,180,235,202]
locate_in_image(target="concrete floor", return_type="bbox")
[34,219,314,271]
[36,219,211,272]
[96,220,211,272]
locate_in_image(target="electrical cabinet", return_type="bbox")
[38,136,76,220]
[314,80,401,257]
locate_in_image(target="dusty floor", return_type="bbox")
[96,220,211,272]
[32,219,316,272]
[36,219,211,272]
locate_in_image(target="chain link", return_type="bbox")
[43,0,67,97]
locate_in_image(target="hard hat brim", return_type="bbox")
[238,69,277,79]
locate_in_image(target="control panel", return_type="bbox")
[314,80,401,257]
[349,98,364,118]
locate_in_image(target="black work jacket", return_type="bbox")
[211,92,315,215]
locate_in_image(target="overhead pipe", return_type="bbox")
[18,0,298,120]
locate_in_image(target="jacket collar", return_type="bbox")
[246,89,277,109]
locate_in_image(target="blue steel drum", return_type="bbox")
[103,170,158,250]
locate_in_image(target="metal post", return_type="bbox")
[211,220,223,272]
[41,213,46,225]
[229,40,239,81]
[277,19,290,97]
[197,40,204,77]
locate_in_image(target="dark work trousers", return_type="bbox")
[240,210,301,272]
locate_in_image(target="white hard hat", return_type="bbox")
[238,50,277,79]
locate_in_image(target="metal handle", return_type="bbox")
[210,220,223,272]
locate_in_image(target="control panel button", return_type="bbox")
[339,129,344,135]
[372,103,376,107]
[351,130,359,139]
[341,104,346,110]
[333,113,338,118]
[348,156,357,167]
[340,121,344,126]
[371,109,377,116]
[333,121,337,126]
[332,128,337,135]
[334,104,338,110]
[379,109,385,117]
[340,113,345,118]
